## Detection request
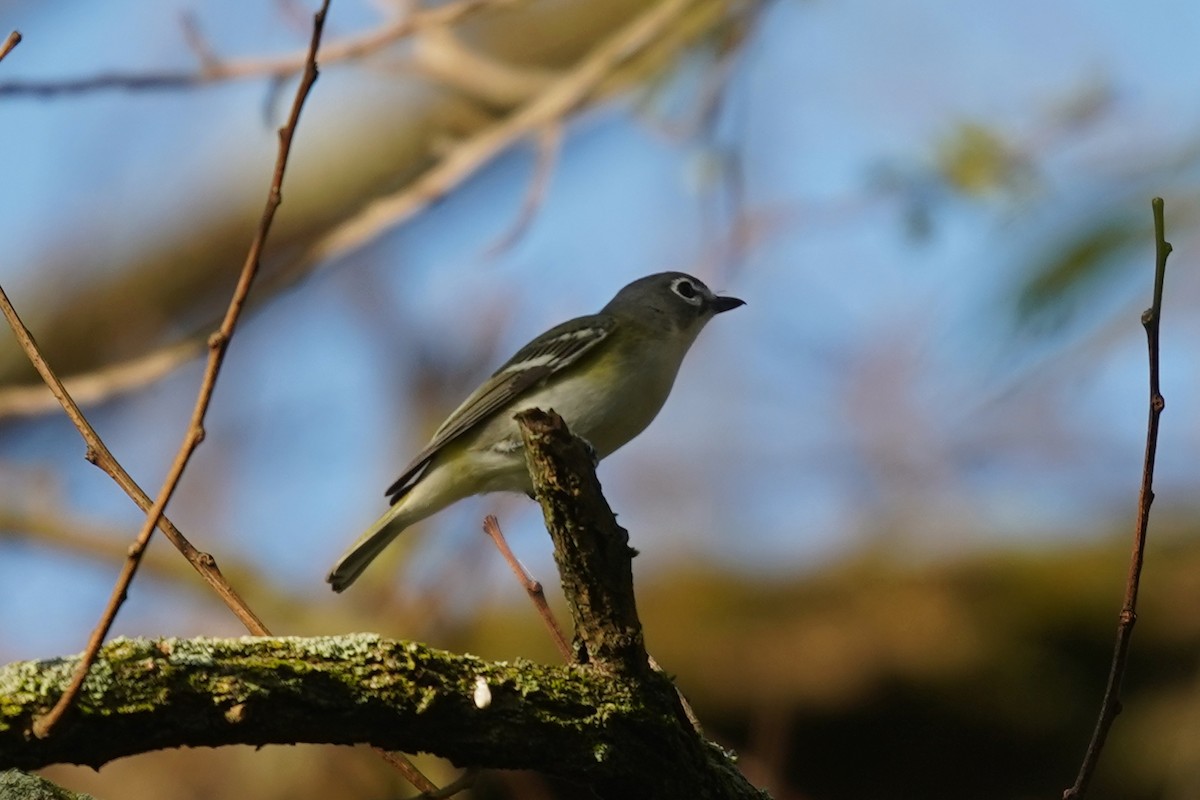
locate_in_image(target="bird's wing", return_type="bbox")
[384,314,616,502]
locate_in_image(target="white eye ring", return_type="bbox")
[670,277,704,305]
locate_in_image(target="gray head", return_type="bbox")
[601,272,744,334]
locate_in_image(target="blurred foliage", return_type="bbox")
[936,122,1030,196]
[1015,216,1150,331]
[0,0,748,385]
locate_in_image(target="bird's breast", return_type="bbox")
[516,337,690,459]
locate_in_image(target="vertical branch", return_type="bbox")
[28,0,332,738]
[515,408,649,677]
[1063,197,1171,799]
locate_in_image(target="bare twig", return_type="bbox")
[0,31,19,63]
[646,653,704,733]
[400,766,479,800]
[0,338,203,420]
[300,0,696,274]
[0,0,504,97]
[28,0,333,739]
[0,0,704,424]
[484,123,563,257]
[483,517,704,730]
[0,283,271,692]
[483,515,573,661]
[375,748,439,795]
[180,11,221,71]
[0,506,305,615]
[411,25,555,106]
[1063,197,1171,799]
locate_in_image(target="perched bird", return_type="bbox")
[327,271,744,591]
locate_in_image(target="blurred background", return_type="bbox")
[1,0,1199,798]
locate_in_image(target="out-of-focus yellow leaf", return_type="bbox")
[936,121,1026,195]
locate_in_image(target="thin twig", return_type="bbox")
[646,653,704,733]
[1063,196,1171,799]
[483,515,573,661]
[0,338,203,420]
[400,766,479,800]
[0,506,305,615]
[374,748,439,796]
[0,284,271,676]
[484,123,563,258]
[180,11,221,71]
[0,0,504,97]
[0,285,265,625]
[410,25,554,107]
[0,31,20,62]
[28,0,332,739]
[0,0,698,423]
[300,0,696,273]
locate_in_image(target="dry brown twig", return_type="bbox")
[1,6,441,790]
[0,31,20,62]
[375,749,438,796]
[0,504,307,615]
[410,25,556,107]
[483,123,564,258]
[0,0,703,422]
[0,0,506,96]
[400,767,479,800]
[0,338,203,420]
[483,510,704,732]
[483,515,574,661]
[0,286,270,624]
[301,0,697,271]
[1062,197,1172,800]
[21,0,336,739]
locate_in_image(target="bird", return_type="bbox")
[327,271,744,591]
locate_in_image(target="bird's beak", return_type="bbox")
[710,295,746,314]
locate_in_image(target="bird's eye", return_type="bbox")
[672,278,701,303]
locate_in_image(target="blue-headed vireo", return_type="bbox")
[327,271,744,591]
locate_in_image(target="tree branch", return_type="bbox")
[512,410,706,731]
[516,408,649,677]
[0,635,766,800]
[1063,197,1172,799]
[27,0,334,739]
[0,339,204,421]
[0,0,742,421]
[0,0,504,97]
[0,407,766,798]
[299,0,699,274]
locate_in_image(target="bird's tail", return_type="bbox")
[326,507,409,592]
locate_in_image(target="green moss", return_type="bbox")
[0,769,96,800]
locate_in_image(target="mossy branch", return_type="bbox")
[0,408,767,798]
[0,635,764,799]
